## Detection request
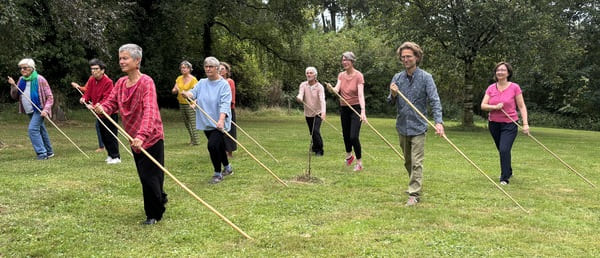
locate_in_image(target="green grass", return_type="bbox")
[1,107,599,256]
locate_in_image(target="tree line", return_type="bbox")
[1,0,598,129]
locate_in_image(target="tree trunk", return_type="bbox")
[462,60,475,127]
[203,22,214,57]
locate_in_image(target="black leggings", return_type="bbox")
[340,105,362,159]
[204,129,229,172]
[132,139,167,220]
[99,114,120,159]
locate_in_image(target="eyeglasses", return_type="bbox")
[19,66,30,70]
[400,55,414,60]
[90,67,101,71]
[204,65,217,69]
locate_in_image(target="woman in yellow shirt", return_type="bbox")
[171,60,199,145]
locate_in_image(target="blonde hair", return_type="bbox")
[397,42,424,65]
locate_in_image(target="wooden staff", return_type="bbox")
[74,87,133,156]
[187,98,288,187]
[12,85,90,158]
[500,109,595,188]
[325,83,404,160]
[231,120,280,163]
[97,107,253,239]
[298,98,376,160]
[392,88,528,213]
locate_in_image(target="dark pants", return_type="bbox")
[99,114,120,159]
[224,109,237,153]
[305,116,323,154]
[488,121,518,182]
[132,140,167,221]
[204,129,230,172]
[340,105,362,159]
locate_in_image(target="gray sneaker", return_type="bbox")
[222,166,234,176]
[406,196,419,206]
[209,175,223,184]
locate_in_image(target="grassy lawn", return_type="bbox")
[1,107,599,256]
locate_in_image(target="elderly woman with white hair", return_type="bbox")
[172,60,200,145]
[7,58,55,160]
[330,51,367,171]
[94,43,168,225]
[182,56,233,184]
[296,66,326,156]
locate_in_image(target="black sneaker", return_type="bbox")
[142,218,157,225]
[222,166,234,176]
[209,175,223,184]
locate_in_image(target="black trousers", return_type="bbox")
[488,121,518,182]
[132,139,167,220]
[224,109,237,153]
[305,116,323,154]
[340,105,362,159]
[204,129,229,172]
[99,114,120,159]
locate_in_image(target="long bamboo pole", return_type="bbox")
[392,88,528,213]
[97,107,253,239]
[74,87,133,156]
[231,120,280,163]
[499,109,595,188]
[325,83,404,160]
[12,85,90,158]
[186,98,288,187]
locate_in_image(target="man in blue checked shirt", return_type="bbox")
[388,42,445,207]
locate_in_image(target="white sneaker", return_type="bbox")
[105,156,111,162]
[107,157,121,164]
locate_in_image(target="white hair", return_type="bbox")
[204,56,220,67]
[18,58,36,70]
[305,66,318,76]
[119,43,143,60]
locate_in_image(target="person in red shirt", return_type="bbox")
[77,59,121,164]
[94,44,167,225]
[219,62,237,158]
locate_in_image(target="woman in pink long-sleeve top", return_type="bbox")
[7,58,54,160]
[94,43,167,225]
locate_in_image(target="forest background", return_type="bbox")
[1,0,599,130]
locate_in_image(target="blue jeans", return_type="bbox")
[28,111,53,158]
[488,121,517,182]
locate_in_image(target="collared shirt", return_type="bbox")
[297,81,326,117]
[387,68,443,136]
[101,74,164,151]
[189,77,232,132]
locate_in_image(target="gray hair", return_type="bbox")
[305,66,318,76]
[18,58,36,70]
[204,56,220,67]
[119,43,143,60]
[180,60,193,71]
[341,51,356,63]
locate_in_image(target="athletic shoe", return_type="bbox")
[406,196,419,206]
[105,156,111,162]
[107,157,121,164]
[36,155,48,160]
[222,166,234,176]
[210,175,223,184]
[500,181,508,185]
[47,153,55,158]
[142,218,157,225]
[353,163,363,171]
[345,155,355,166]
